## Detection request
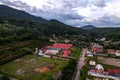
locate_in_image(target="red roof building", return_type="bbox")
[108,49,115,54]
[92,47,103,52]
[92,44,103,52]
[44,43,73,56]
[46,44,73,50]
[108,69,120,75]
[116,50,120,53]
[62,50,71,56]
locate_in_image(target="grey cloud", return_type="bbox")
[97,14,120,26]
[0,0,41,15]
[64,14,120,27]
[0,0,28,8]
[0,0,119,27]
[63,0,89,8]
[63,0,106,8]
[93,0,106,7]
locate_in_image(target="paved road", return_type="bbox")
[74,48,87,80]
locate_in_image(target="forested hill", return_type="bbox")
[0,5,84,44]
[0,5,46,22]
[81,25,96,30]
[0,4,120,44]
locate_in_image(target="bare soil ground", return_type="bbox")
[34,66,50,73]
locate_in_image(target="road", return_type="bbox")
[74,48,87,80]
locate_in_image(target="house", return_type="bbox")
[107,49,115,54]
[45,50,59,55]
[62,50,71,56]
[92,44,103,52]
[95,51,108,56]
[46,43,73,50]
[64,39,70,43]
[95,64,104,71]
[88,64,109,77]
[88,69,109,76]
[108,69,120,76]
[86,51,93,57]
[115,50,120,56]
[100,37,106,41]
[89,61,96,66]
[42,43,73,57]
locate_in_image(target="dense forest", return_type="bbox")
[0,16,83,44]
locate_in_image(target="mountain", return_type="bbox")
[0,5,84,44]
[0,4,120,44]
[81,25,96,30]
[0,5,47,22]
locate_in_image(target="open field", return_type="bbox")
[0,55,68,80]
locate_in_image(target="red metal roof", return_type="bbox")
[46,44,73,49]
[92,47,102,51]
[53,44,72,47]
[108,69,120,74]
[62,50,71,56]
[108,49,114,53]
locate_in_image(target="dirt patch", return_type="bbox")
[14,59,21,62]
[33,66,50,73]
[33,63,57,73]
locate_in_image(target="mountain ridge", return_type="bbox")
[80,25,96,30]
[0,5,47,22]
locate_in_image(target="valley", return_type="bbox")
[0,4,120,80]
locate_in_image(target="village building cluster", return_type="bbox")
[86,43,120,80]
[108,49,120,56]
[35,43,73,57]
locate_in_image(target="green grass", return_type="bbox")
[73,48,81,59]
[0,55,68,80]
[79,64,89,80]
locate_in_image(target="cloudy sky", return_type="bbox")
[0,0,120,27]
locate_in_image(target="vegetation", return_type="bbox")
[105,44,120,50]
[0,39,51,65]
[73,48,81,59]
[0,55,68,80]
[79,64,89,80]
[0,4,120,80]
[59,59,77,80]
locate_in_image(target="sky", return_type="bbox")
[0,0,120,27]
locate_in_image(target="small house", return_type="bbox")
[89,61,96,66]
[107,49,115,54]
[86,51,93,57]
[115,50,120,56]
[95,64,104,71]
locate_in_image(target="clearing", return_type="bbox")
[0,55,68,80]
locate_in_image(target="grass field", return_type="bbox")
[0,55,68,80]
[73,48,81,59]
